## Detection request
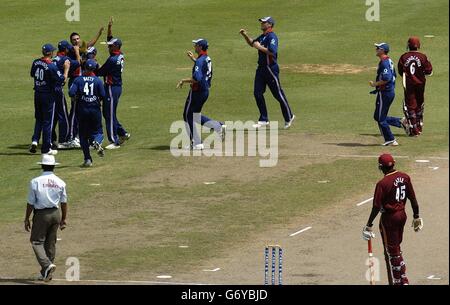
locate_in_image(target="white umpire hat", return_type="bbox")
[37,154,60,166]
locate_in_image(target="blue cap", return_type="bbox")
[85,59,97,70]
[374,42,390,53]
[259,16,275,26]
[192,38,208,50]
[86,46,97,58]
[58,40,73,52]
[107,37,122,47]
[42,43,56,54]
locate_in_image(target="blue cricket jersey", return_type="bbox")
[68,74,106,108]
[97,51,124,86]
[192,52,212,92]
[30,57,66,93]
[253,29,279,67]
[376,56,396,92]
[53,52,80,91]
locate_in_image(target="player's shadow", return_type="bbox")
[324,143,380,147]
[0,278,44,285]
[359,133,408,138]
[0,152,35,156]
[7,144,30,150]
[146,145,171,151]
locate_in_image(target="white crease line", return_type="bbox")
[427,275,441,280]
[296,153,409,159]
[49,278,207,285]
[356,197,373,207]
[203,268,220,272]
[289,226,312,237]
[428,167,439,171]
[416,160,430,163]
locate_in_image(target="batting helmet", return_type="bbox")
[378,153,395,168]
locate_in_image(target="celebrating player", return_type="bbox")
[362,153,423,285]
[30,44,69,155]
[67,28,104,147]
[177,39,225,150]
[369,43,405,146]
[53,40,80,149]
[239,17,295,129]
[97,18,130,149]
[398,37,433,136]
[69,59,106,167]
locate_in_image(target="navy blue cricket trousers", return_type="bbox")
[254,65,293,123]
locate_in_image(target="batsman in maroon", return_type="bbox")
[363,153,423,285]
[398,37,433,136]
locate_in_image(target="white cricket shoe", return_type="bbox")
[47,149,58,155]
[119,133,131,145]
[192,143,204,150]
[252,121,270,129]
[29,141,38,154]
[57,142,72,149]
[105,143,120,150]
[43,264,56,282]
[382,140,399,146]
[284,114,296,129]
[82,159,93,167]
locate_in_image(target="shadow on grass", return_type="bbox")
[145,145,171,151]
[0,278,44,285]
[28,166,70,171]
[324,143,380,147]
[7,144,30,150]
[359,133,408,138]
[0,152,35,156]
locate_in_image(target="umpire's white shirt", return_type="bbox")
[27,172,67,209]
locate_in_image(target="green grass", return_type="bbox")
[0,0,447,278]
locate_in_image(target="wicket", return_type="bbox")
[264,245,283,285]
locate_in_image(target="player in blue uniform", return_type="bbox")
[369,43,405,146]
[177,39,225,150]
[97,31,130,150]
[30,44,69,155]
[53,40,80,149]
[69,59,106,167]
[240,17,295,129]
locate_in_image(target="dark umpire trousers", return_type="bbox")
[30,208,61,273]
[254,64,293,123]
[103,85,127,144]
[32,91,56,153]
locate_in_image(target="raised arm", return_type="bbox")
[87,26,105,48]
[107,16,114,41]
[239,29,255,47]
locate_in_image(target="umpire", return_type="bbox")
[24,154,68,282]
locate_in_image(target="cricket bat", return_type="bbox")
[368,239,375,285]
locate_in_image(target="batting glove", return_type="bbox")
[362,226,375,241]
[412,218,423,232]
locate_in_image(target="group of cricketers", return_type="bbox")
[27,16,434,285]
[30,17,130,167]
